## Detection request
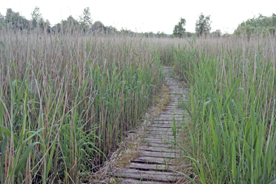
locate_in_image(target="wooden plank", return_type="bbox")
[158,114,184,117]
[147,126,172,130]
[153,119,182,122]
[153,114,188,118]
[142,138,173,144]
[167,88,183,90]
[146,130,180,136]
[166,84,182,86]
[146,127,173,132]
[162,106,179,108]
[138,151,179,158]
[154,117,183,121]
[148,124,173,128]
[158,116,184,120]
[153,120,182,123]
[150,124,180,127]
[170,93,183,95]
[139,146,177,153]
[140,142,174,148]
[143,134,176,140]
[128,163,175,172]
[119,179,167,184]
[162,108,183,110]
[113,169,180,182]
[159,113,187,117]
[169,95,182,97]
[159,114,184,117]
[159,114,183,117]
[131,157,176,165]
[163,105,184,108]
[144,131,174,136]
[145,128,174,133]
[160,112,185,115]
[144,133,175,138]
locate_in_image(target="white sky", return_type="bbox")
[1,0,275,34]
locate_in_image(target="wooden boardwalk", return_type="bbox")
[112,67,188,183]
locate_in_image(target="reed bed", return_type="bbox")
[0,27,177,183]
[172,35,276,183]
[3,23,274,184]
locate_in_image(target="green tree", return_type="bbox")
[80,7,92,30]
[31,6,42,28]
[186,32,195,37]
[5,8,30,30]
[273,13,276,26]
[156,31,167,38]
[195,13,211,37]
[0,13,4,29]
[210,29,221,37]
[52,16,80,33]
[173,18,186,38]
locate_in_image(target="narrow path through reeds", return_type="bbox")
[108,67,189,183]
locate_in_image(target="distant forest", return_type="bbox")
[0,7,170,37]
[0,7,275,38]
[235,14,276,37]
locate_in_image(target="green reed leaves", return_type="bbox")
[173,35,276,183]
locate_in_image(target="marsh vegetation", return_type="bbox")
[0,7,276,183]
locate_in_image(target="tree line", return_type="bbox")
[173,13,222,38]
[0,7,169,38]
[173,13,276,38]
[1,7,275,38]
[234,13,276,38]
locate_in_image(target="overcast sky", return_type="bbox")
[1,0,275,34]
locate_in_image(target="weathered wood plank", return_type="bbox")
[142,138,172,144]
[128,163,175,172]
[144,131,174,136]
[154,119,186,122]
[142,137,171,141]
[145,133,176,137]
[146,127,172,130]
[139,146,177,153]
[143,134,176,140]
[131,157,175,165]
[153,120,182,123]
[160,111,184,115]
[148,124,173,128]
[162,105,182,108]
[163,107,186,110]
[144,129,174,133]
[160,111,185,115]
[161,110,182,112]
[146,128,174,132]
[119,179,167,184]
[154,117,184,121]
[138,151,179,158]
[140,142,174,148]
[157,117,184,120]
[113,169,180,182]
[145,131,180,137]
[151,123,181,126]
[158,114,184,117]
